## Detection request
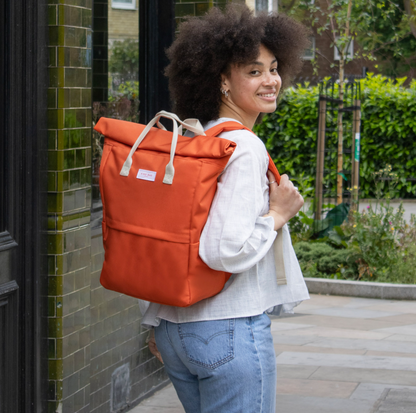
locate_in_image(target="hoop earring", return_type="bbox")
[221,88,229,98]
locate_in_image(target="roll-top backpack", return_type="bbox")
[94,111,280,307]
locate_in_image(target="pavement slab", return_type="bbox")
[129,293,416,412]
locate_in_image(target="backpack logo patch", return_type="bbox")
[136,169,156,182]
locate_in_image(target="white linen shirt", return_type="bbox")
[139,118,309,327]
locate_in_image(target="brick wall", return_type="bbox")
[47,1,93,412]
[108,5,139,42]
[48,2,253,412]
[89,232,167,412]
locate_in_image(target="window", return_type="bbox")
[303,36,315,60]
[255,0,277,13]
[334,37,354,60]
[112,0,136,10]
[92,1,140,223]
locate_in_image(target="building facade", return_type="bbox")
[3,2,250,413]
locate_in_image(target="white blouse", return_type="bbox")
[139,118,309,327]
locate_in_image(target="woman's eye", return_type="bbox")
[271,67,278,73]
[250,70,260,75]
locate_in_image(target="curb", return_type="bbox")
[304,278,416,300]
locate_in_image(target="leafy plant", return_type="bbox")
[109,39,139,78]
[254,75,416,199]
[294,166,416,283]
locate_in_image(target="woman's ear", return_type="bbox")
[220,73,228,89]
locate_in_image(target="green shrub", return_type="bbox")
[255,75,416,198]
[294,241,360,279]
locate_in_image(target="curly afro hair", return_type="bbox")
[165,4,310,123]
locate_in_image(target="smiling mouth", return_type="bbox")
[258,93,276,98]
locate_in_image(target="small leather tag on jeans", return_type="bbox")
[273,230,287,285]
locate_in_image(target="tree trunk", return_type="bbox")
[336,0,353,205]
[337,60,344,205]
[404,0,416,39]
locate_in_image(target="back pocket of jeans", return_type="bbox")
[178,319,235,369]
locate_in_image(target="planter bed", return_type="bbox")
[305,277,416,300]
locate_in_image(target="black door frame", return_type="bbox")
[0,0,49,411]
[139,0,175,124]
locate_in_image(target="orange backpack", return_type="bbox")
[94,111,280,307]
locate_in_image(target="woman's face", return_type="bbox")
[220,44,281,128]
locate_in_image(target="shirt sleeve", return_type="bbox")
[199,129,277,274]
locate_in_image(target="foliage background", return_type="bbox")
[255,74,416,199]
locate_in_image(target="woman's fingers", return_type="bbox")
[267,170,278,188]
[147,330,164,364]
[268,173,304,222]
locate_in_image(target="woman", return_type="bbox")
[141,5,310,412]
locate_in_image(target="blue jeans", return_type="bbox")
[154,313,276,413]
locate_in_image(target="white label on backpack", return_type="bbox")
[137,169,156,181]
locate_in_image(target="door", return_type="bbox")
[0,0,48,412]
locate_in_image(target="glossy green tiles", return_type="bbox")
[48,108,64,129]
[48,130,57,150]
[48,233,64,255]
[48,297,57,318]
[61,26,87,47]
[48,255,56,275]
[48,149,64,170]
[49,0,91,9]
[64,227,90,252]
[49,68,65,87]
[80,168,90,185]
[49,26,60,46]
[75,148,86,167]
[60,129,90,149]
[81,89,91,107]
[69,169,80,188]
[196,3,210,15]
[48,5,58,25]
[58,88,79,108]
[48,192,63,213]
[82,8,92,28]
[93,3,107,18]
[48,359,64,380]
[75,189,87,209]
[48,171,57,192]
[48,88,57,108]
[58,47,91,68]
[58,5,83,27]
[63,149,76,169]
[63,191,76,211]
[65,68,88,88]
[57,171,70,191]
[48,215,57,231]
[64,109,87,128]
[175,3,195,17]
[49,47,57,67]
[93,16,107,32]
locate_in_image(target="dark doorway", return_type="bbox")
[0,0,48,411]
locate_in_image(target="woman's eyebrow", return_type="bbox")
[248,59,278,66]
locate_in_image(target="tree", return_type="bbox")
[108,39,139,78]
[351,0,416,77]
[280,0,416,204]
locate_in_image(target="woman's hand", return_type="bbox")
[147,329,164,364]
[265,172,304,231]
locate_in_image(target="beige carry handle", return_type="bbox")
[119,111,206,184]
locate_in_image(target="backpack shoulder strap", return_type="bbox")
[205,121,281,185]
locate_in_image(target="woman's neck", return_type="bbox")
[218,101,257,130]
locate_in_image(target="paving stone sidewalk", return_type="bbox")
[130,294,416,413]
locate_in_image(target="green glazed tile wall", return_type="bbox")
[48,1,93,412]
[175,0,232,29]
[47,1,243,412]
[89,233,168,412]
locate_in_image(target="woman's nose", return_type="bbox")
[263,73,280,86]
